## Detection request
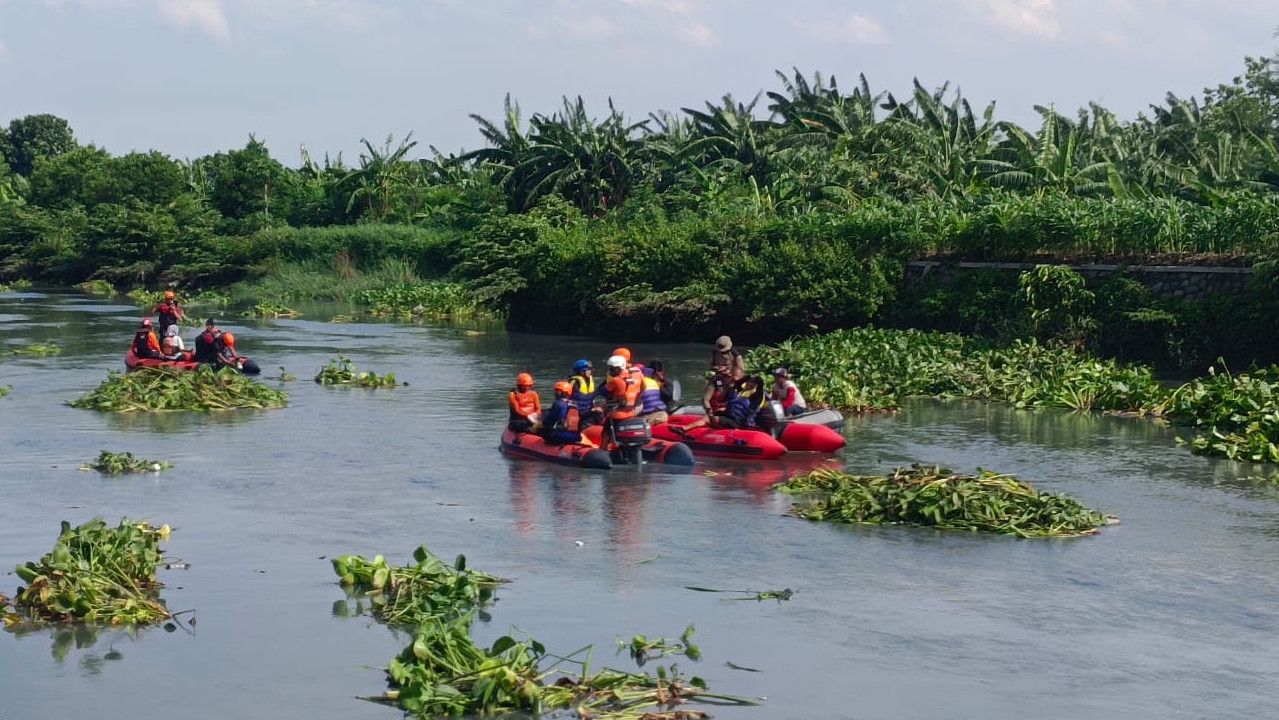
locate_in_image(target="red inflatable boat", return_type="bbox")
[500,429,614,469]
[580,425,695,466]
[659,414,845,456]
[651,420,788,460]
[124,348,200,371]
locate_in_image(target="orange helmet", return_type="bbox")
[516,372,534,388]
[553,380,572,395]
[163,290,176,300]
[221,331,235,347]
[612,347,632,363]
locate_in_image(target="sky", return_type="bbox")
[0,0,1275,166]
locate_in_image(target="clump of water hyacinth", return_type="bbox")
[80,450,172,476]
[3,519,173,627]
[8,342,61,356]
[314,356,400,388]
[240,303,300,318]
[332,546,502,625]
[1159,364,1279,464]
[780,465,1111,537]
[70,366,287,412]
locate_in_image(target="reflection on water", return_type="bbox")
[5,292,1279,720]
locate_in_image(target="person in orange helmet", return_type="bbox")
[213,330,245,371]
[611,347,648,414]
[603,355,642,420]
[540,380,583,445]
[132,318,162,359]
[508,372,542,433]
[152,289,185,337]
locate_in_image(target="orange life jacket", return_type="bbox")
[508,388,540,419]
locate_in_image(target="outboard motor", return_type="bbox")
[756,401,785,437]
[609,416,652,465]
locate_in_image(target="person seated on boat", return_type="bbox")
[193,319,220,363]
[612,346,650,378]
[650,360,676,410]
[770,367,808,416]
[569,359,604,427]
[638,362,670,425]
[132,318,162,360]
[508,372,541,433]
[678,374,757,432]
[603,354,642,421]
[540,381,585,445]
[163,324,185,352]
[710,336,745,381]
[213,331,246,370]
[159,334,186,362]
[152,290,184,337]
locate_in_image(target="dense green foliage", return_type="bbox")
[331,546,501,625]
[780,465,1110,537]
[70,367,287,412]
[747,327,1166,413]
[1160,365,1279,463]
[4,519,172,626]
[80,450,172,475]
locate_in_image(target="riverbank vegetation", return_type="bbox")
[780,465,1111,537]
[70,367,287,412]
[79,450,172,475]
[3,519,172,627]
[337,544,758,719]
[0,54,1276,359]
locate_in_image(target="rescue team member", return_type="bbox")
[541,381,585,445]
[508,372,541,433]
[649,360,676,410]
[603,355,642,420]
[612,347,647,411]
[152,290,184,336]
[132,318,161,359]
[638,362,669,425]
[569,359,603,427]
[678,375,757,432]
[214,331,244,371]
[771,367,808,416]
[710,335,745,381]
[193,319,220,363]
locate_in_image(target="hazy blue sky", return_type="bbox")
[0,1,1274,165]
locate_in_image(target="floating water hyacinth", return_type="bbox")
[70,366,287,412]
[314,356,400,388]
[780,464,1112,537]
[80,450,173,476]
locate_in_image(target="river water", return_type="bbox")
[2,290,1279,720]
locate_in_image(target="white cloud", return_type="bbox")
[622,0,716,47]
[156,0,231,46]
[796,13,888,45]
[979,0,1060,38]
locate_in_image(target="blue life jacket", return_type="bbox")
[723,393,755,425]
[569,374,596,413]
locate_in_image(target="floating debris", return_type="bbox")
[80,450,172,476]
[3,519,173,627]
[70,366,287,412]
[240,303,300,319]
[314,356,400,388]
[780,465,1111,537]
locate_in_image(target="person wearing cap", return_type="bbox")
[603,354,641,420]
[568,359,603,427]
[508,372,541,433]
[540,381,585,445]
[152,290,185,337]
[132,318,161,359]
[677,373,757,432]
[770,367,808,416]
[193,319,220,364]
[710,336,744,381]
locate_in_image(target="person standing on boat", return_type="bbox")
[540,381,584,445]
[132,318,161,359]
[152,290,184,337]
[508,373,541,433]
[770,367,808,416]
[710,336,745,381]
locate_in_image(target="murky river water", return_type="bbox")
[3,290,1279,720]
